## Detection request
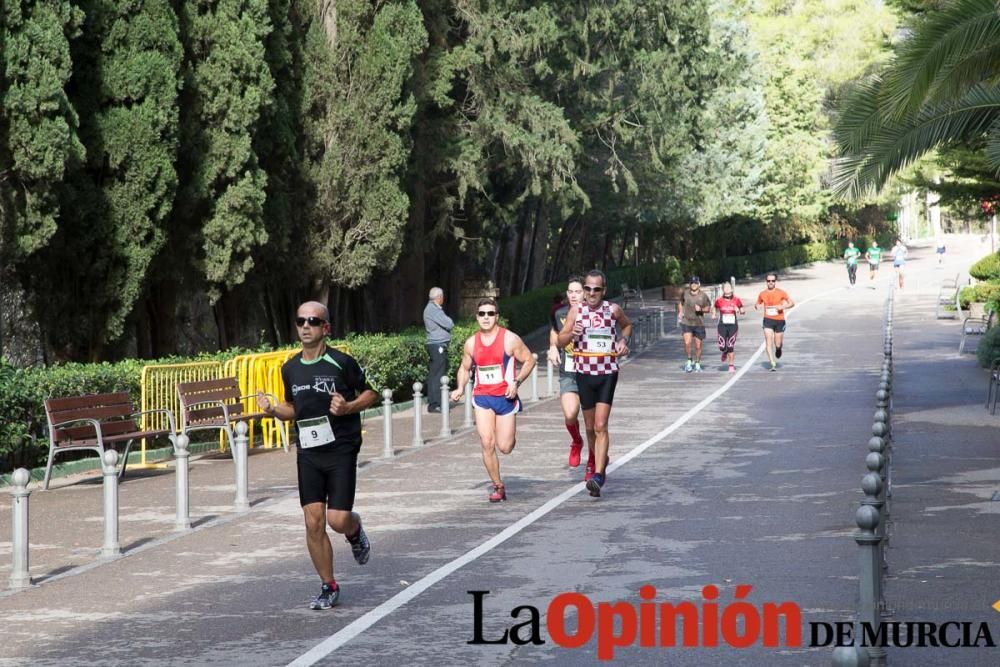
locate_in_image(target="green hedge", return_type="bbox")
[959,281,1000,310]
[976,326,1000,368]
[969,252,1000,281]
[0,326,479,475]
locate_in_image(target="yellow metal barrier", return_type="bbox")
[141,343,353,458]
[140,361,223,463]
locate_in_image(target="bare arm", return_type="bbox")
[331,388,379,416]
[449,339,475,402]
[547,327,560,366]
[506,332,536,399]
[555,304,580,348]
[256,393,295,421]
[614,304,633,356]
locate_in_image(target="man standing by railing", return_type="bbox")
[424,287,454,414]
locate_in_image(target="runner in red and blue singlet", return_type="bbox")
[451,298,535,503]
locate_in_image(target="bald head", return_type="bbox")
[297,301,330,323]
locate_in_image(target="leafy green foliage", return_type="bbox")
[0,0,84,260]
[833,0,1000,198]
[178,0,274,298]
[301,0,426,289]
[976,324,1000,368]
[959,281,1000,309]
[33,0,184,354]
[969,252,1000,280]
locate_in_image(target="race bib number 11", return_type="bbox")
[478,364,503,385]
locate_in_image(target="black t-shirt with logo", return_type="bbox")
[281,346,372,454]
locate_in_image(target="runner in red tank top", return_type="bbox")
[451,298,535,503]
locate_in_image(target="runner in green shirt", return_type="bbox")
[865,241,882,285]
[843,241,861,288]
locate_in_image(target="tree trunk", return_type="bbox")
[150,278,178,357]
[319,0,337,47]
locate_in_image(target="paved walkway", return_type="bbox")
[1,234,998,666]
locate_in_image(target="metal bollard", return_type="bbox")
[174,434,192,531]
[233,421,250,511]
[382,389,394,458]
[862,452,889,528]
[412,382,425,447]
[660,309,667,338]
[870,436,892,500]
[439,375,452,437]
[854,503,886,666]
[9,468,32,588]
[875,390,889,410]
[861,473,885,606]
[547,357,554,397]
[526,354,536,401]
[102,450,121,558]
[463,381,474,428]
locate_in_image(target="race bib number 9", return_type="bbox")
[478,364,503,385]
[297,416,335,449]
[765,307,779,317]
[722,313,736,324]
[588,327,613,354]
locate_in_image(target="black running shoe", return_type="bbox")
[586,473,605,497]
[310,582,340,610]
[347,520,371,565]
[775,346,782,359]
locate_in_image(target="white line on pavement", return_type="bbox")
[287,287,841,667]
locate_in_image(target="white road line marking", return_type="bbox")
[287,287,840,667]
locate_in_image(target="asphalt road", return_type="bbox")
[2,235,998,667]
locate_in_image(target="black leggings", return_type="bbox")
[847,264,857,284]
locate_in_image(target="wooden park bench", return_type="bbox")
[620,283,644,310]
[176,377,287,453]
[935,273,961,319]
[959,307,995,354]
[43,392,176,490]
[986,358,1000,415]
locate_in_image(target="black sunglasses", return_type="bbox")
[477,310,497,317]
[582,286,604,293]
[295,316,326,327]
[766,280,776,283]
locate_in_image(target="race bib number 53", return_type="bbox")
[588,327,613,354]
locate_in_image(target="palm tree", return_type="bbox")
[832,0,1000,199]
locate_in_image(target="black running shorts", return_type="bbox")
[681,324,706,340]
[762,318,786,333]
[576,372,619,409]
[297,447,359,510]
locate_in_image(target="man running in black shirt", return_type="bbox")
[257,301,377,610]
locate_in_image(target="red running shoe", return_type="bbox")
[584,450,596,481]
[568,442,583,467]
[488,483,506,503]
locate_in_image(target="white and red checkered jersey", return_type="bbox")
[573,300,619,375]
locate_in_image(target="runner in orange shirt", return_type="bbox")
[754,273,795,372]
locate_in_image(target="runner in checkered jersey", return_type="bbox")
[555,269,633,497]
